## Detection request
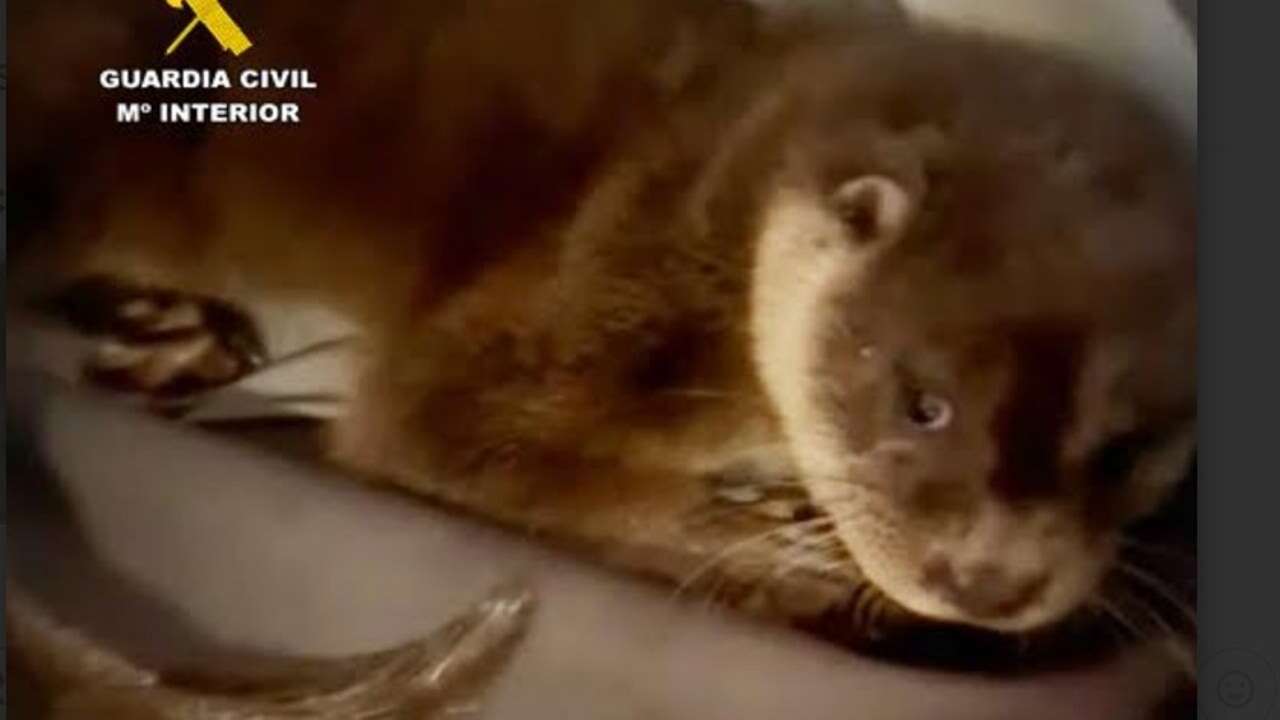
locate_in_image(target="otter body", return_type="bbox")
[13,0,1195,640]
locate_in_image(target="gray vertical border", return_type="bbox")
[0,0,1273,718]
[1200,2,1280,719]
[2,0,11,713]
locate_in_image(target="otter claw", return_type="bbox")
[47,275,267,399]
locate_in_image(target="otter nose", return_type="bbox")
[923,556,1048,619]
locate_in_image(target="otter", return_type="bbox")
[11,0,1194,658]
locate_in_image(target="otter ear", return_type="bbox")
[830,175,913,246]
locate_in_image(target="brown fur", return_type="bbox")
[13,0,875,540]
[12,0,1192,668]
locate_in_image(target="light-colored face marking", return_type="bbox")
[751,185,879,484]
[750,179,969,622]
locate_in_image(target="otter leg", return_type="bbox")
[323,336,848,613]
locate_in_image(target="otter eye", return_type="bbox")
[905,388,953,430]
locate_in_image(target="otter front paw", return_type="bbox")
[49,276,266,400]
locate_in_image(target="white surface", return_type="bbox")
[900,0,1196,143]
[10,373,1182,719]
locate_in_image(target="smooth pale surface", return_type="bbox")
[8,367,1181,720]
[899,0,1196,143]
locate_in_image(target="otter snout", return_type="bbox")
[921,553,1049,619]
[896,502,1108,632]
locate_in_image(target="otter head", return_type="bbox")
[749,41,1195,633]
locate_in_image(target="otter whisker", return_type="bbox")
[780,558,851,584]
[765,539,848,587]
[700,555,775,613]
[692,517,850,612]
[673,516,836,600]
[1089,594,1155,656]
[1112,586,1196,678]
[763,509,866,587]
[1115,562,1196,631]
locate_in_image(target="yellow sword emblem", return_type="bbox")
[164,0,253,56]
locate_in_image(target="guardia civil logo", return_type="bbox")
[163,0,253,56]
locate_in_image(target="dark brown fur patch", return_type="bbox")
[988,323,1084,501]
